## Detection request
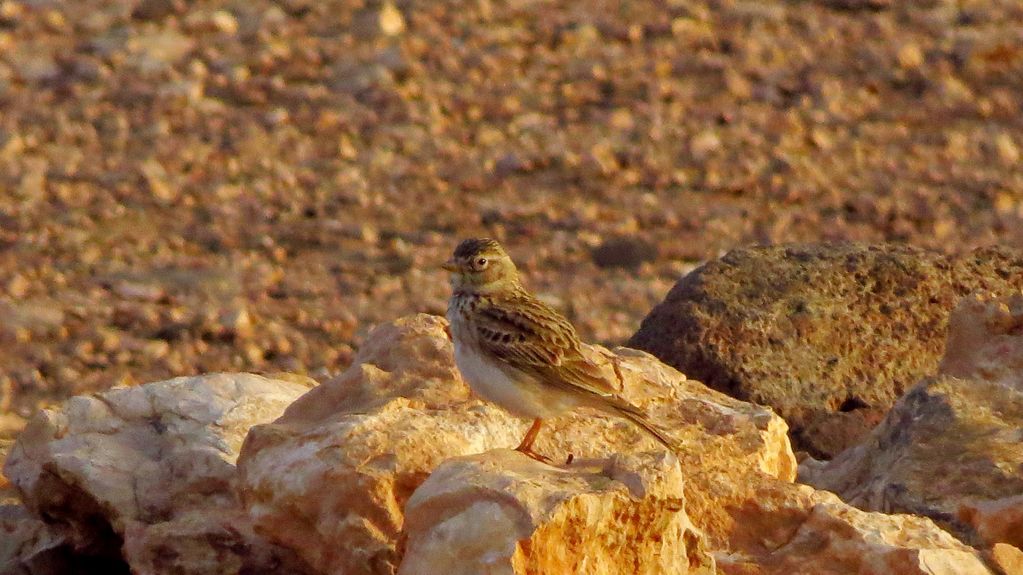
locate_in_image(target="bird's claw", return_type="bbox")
[515,446,553,465]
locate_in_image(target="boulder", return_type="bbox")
[239,313,996,575]
[3,311,1002,574]
[237,314,795,575]
[799,293,1023,550]
[628,243,1023,458]
[238,315,527,574]
[2,373,314,574]
[399,449,714,575]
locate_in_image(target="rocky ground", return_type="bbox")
[629,243,1023,457]
[4,1,1023,573]
[2,0,1023,437]
[2,296,1021,574]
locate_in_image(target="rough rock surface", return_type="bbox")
[939,291,1023,389]
[238,316,527,575]
[238,313,996,574]
[0,503,79,575]
[717,481,995,575]
[629,243,1023,458]
[2,373,313,574]
[121,508,311,575]
[990,543,1023,575]
[237,314,793,575]
[799,292,1023,550]
[399,449,714,575]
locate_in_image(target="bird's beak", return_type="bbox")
[441,259,459,272]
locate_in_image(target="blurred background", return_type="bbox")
[0,0,1021,433]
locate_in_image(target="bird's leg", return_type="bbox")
[516,418,543,451]
[515,418,551,463]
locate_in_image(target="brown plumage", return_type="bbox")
[443,238,675,462]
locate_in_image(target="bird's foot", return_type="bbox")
[515,445,552,465]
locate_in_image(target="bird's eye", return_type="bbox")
[476,257,488,267]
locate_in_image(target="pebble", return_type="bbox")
[113,281,165,302]
[143,339,170,360]
[140,159,177,203]
[211,10,238,35]
[378,3,405,37]
[0,0,1020,423]
[591,237,659,270]
[219,306,254,340]
[126,27,194,74]
[133,0,185,20]
[897,43,924,70]
[6,275,29,298]
[994,133,1019,167]
[690,130,722,161]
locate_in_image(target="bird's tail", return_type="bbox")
[606,401,678,454]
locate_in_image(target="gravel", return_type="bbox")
[0,0,1021,429]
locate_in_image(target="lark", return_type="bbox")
[443,238,674,463]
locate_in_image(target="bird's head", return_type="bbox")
[442,238,519,292]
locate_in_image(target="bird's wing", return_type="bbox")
[473,291,622,400]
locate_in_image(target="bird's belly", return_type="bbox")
[453,342,577,418]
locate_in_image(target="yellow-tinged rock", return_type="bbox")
[399,449,714,575]
[237,314,794,574]
[989,543,1023,575]
[379,3,405,36]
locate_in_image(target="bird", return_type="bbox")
[442,237,675,463]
